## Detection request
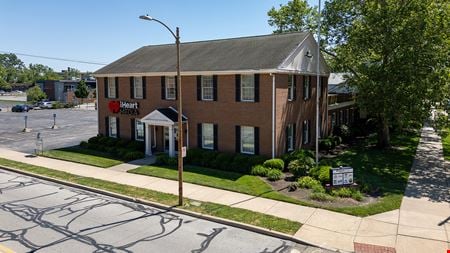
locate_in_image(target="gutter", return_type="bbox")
[271,73,276,158]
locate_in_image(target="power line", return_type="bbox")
[0,50,107,66]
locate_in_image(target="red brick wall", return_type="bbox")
[97,73,327,157]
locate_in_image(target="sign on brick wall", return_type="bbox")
[108,101,139,115]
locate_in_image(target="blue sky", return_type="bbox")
[0,0,318,72]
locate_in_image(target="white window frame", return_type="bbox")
[303,76,310,100]
[109,117,117,138]
[303,120,309,144]
[201,75,214,101]
[135,120,145,141]
[133,77,143,99]
[241,126,255,154]
[240,74,255,102]
[287,124,294,151]
[288,75,294,101]
[201,123,214,150]
[108,77,116,98]
[165,76,176,100]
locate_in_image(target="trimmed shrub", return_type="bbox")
[267,169,283,181]
[79,140,88,148]
[167,157,178,167]
[319,137,335,152]
[288,182,298,191]
[331,187,353,198]
[212,152,235,171]
[156,153,170,165]
[201,150,219,167]
[287,159,309,178]
[126,141,145,151]
[333,135,343,146]
[123,151,145,161]
[263,158,284,171]
[351,190,364,201]
[250,165,269,177]
[311,183,326,193]
[230,154,253,173]
[185,148,204,165]
[310,165,331,183]
[116,139,130,148]
[298,176,322,189]
[310,192,335,202]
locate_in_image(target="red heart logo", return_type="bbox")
[108,101,120,113]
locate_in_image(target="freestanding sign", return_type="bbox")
[330,166,354,186]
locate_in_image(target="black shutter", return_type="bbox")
[104,77,108,98]
[116,118,120,138]
[175,76,178,100]
[254,74,260,102]
[293,123,297,149]
[235,74,241,102]
[293,75,297,101]
[131,118,135,140]
[115,77,119,98]
[285,126,289,153]
[309,76,312,99]
[105,117,109,136]
[142,76,147,99]
[197,123,202,148]
[235,125,241,153]
[308,120,311,144]
[213,124,218,150]
[130,77,134,99]
[161,76,166,100]
[254,127,260,155]
[197,75,202,101]
[303,121,306,144]
[213,75,218,101]
[303,76,306,100]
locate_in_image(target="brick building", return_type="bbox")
[327,73,358,134]
[93,32,330,158]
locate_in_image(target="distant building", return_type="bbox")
[327,73,358,134]
[36,79,96,103]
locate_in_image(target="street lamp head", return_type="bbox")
[139,15,153,21]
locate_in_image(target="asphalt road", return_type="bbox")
[0,169,331,253]
[0,109,97,153]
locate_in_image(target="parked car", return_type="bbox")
[38,101,53,109]
[11,104,30,112]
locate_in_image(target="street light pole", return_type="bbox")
[140,15,184,206]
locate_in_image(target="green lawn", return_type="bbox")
[129,165,310,206]
[441,128,450,161]
[42,146,123,168]
[0,158,300,234]
[323,131,420,216]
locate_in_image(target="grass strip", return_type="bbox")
[0,157,301,235]
[42,146,123,168]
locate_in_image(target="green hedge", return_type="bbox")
[81,134,145,161]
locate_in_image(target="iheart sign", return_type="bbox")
[108,101,139,115]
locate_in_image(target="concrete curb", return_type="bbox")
[0,165,343,252]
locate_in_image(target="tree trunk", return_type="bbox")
[377,116,391,148]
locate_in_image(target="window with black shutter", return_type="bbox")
[115,77,119,98]
[235,75,241,102]
[213,75,218,101]
[161,76,166,99]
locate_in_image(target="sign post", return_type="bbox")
[51,113,58,129]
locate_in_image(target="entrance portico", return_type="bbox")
[140,107,188,157]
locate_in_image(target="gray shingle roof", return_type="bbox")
[94,32,309,75]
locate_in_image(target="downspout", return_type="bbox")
[271,73,276,158]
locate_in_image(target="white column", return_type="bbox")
[168,125,174,157]
[145,124,152,156]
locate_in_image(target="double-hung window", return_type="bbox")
[165,76,176,100]
[303,76,310,100]
[134,77,143,99]
[241,74,255,102]
[288,75,295,101]
[201,123,214,149]
[302,120,310,144]
[241,126,255,154]
[135,120,145,141]
[109,117,117,138]
[286,124,295,151]
[108,77,116,98]
[201,76,214,101]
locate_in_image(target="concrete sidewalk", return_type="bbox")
[0,125,448,252]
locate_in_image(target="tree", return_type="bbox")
[268,0,450,148]
[74,80,89,105]
[324,0,449,147]
[24,64,60,84]
[0,53,25,83]
[267,0,318,33]
[63,67,81,80]
[27,85,47,104]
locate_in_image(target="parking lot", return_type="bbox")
[0,108,98,153]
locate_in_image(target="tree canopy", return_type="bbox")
[26,85,47,104]
[267,0,318,33]
[75,80,89,105]
[267,0,450,147]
